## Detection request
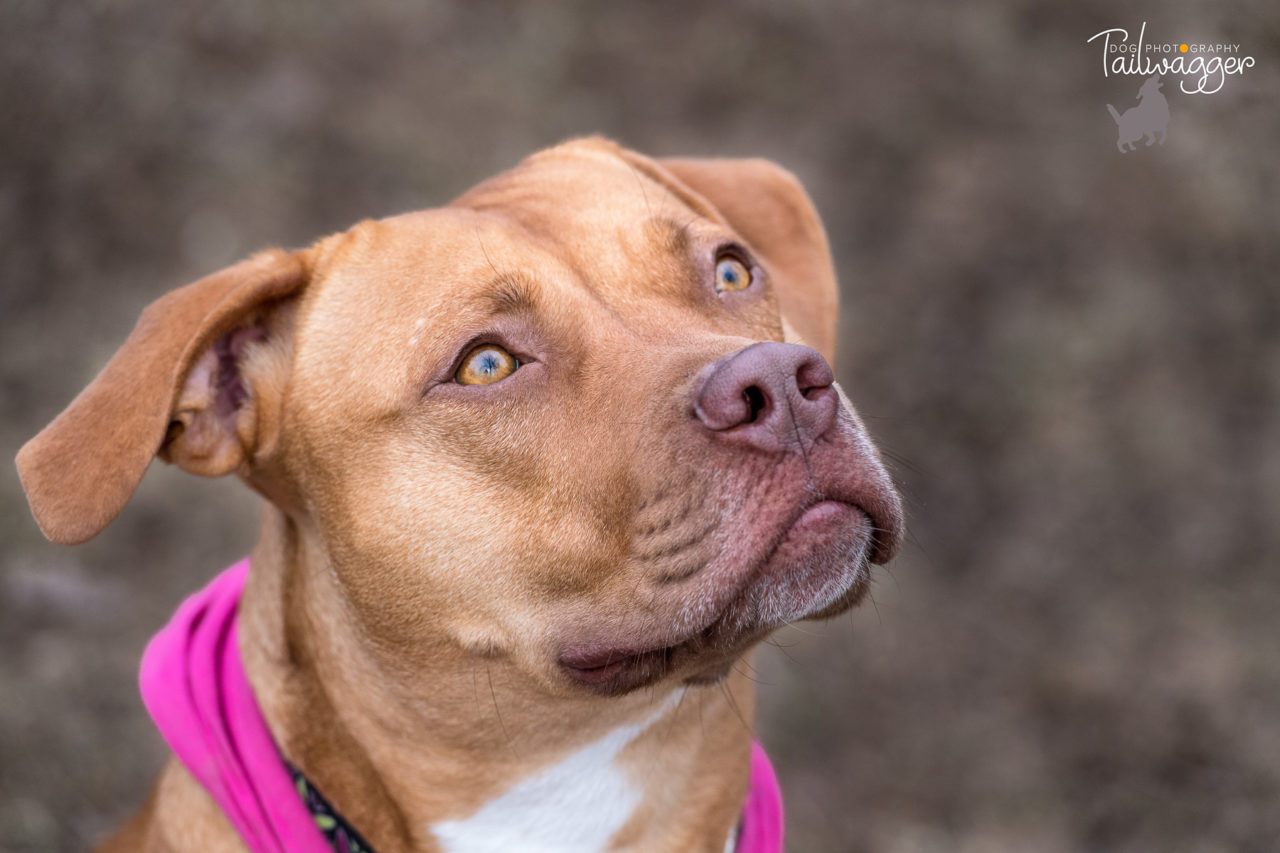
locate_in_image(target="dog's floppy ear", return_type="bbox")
[16,250,309,544]
[656,157,839,363]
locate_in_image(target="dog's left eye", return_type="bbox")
[714,254,752,293]
[456,345,519,385]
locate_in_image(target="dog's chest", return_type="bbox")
[428,725,641,851]
[427,694,694,853]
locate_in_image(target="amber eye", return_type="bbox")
[714,255,752,293]
[456,344,519,385]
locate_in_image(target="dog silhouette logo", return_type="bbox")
[1107,75,1170,152]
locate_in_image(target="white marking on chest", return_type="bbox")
[430,692,682,853]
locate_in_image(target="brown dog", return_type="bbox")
[17,138,902,852]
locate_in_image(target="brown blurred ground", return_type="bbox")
[3,2,1279,851]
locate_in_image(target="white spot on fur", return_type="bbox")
[430,692,682,852]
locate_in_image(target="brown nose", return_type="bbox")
[693,343,837,453]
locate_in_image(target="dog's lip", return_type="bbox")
[657,492,877,584]
[557,607,736,692]
[558,640,702,695]
[559,645,673,682]
[786,499,860,537]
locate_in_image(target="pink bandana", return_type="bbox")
[140,559,784,852]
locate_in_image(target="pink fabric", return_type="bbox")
[738,741,785,853]
[140,559,785,853]
[140,559,329,852]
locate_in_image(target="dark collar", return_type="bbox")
[287,761,377,853]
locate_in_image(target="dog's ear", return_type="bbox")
[652,156,839,363]
[16,250,309,544]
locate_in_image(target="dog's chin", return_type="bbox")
[559,501,873,696]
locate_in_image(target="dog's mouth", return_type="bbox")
[558,639,702,696]
[559,498,874,695]
[558,612,764,697]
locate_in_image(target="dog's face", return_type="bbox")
[1139,75,1163,97]
[18,139,901,699]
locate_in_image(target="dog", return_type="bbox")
[1107,75,1170,152]
[17,138,902,853]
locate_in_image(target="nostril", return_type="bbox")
[796,356,835,401]
[742,386,767,423]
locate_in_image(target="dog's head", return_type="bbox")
[1139,75,1163,98]
[18,138,901,697]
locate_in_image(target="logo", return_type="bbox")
[1086,23,1256,151]
[1105,76,1169,152]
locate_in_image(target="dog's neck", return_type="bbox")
[237,507,756,852]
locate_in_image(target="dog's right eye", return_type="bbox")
[713,250,754,294]
[456,344,519,385]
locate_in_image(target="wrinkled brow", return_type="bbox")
[644,216,695,257]
[478,275,539,317]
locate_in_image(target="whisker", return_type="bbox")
[866,586,884,629]
[485,662,519,759]
[625,159,655,220]
[730,658,767,687]
[717,680,752,735]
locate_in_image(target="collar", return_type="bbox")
[139,559,784,852]
[286,760,376,853]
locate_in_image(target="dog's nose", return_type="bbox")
[693,343,837,453]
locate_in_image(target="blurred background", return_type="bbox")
[3,2,1278,851]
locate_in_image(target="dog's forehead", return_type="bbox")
[450,142,711,238]
[311,145,717,313]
